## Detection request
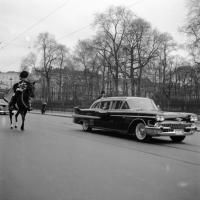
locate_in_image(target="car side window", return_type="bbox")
[111,101,123,109]
[100,101,110,110]
[100,102,105,109]
[111,101,116,109]
[121,102,129,109]
[116,101,123,109]
[105,101,111,110]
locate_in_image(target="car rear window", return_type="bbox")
[91,102,101,109]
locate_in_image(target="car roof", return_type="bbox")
[94,96,151,102]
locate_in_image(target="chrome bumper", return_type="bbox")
[145,126,197,136]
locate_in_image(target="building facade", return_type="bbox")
[0,71,20,89]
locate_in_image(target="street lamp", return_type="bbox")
[10,78,13,88]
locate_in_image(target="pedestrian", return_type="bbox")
[41,101,47,114]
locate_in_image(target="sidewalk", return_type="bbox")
[30,110,73,118]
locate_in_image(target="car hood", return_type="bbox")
[159,111,193,119]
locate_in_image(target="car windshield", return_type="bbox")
[127,98,159,111]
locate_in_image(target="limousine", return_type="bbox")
[73,97,198,142]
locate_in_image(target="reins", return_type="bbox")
[21,92,28,109]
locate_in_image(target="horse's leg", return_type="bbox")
[21,111,27,131]
[20,113,24,131]
[9,109,13,129]
[14,110,20,128]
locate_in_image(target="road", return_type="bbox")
[0,113,200,200]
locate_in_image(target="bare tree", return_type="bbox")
[181,0,200,64]
[131,19,163,96]
[74,39,101,99]
[94,6,133,95]
[158,33,176,95]
[93,33,114,95]
[55,44,69,100]
[34,32,58,102]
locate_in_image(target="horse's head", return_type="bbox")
[22,81,35,98]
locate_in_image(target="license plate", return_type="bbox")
[175,130,183,135]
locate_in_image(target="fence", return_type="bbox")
[32,97,200,114]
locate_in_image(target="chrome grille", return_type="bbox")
[161,123,192,130]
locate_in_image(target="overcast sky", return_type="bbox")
[0,0,188,72]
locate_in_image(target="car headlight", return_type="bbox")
[156,115,164,122]
[190,115,198,122]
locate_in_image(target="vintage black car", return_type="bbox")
[73,97,198,142]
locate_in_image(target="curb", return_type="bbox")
[30,111,73,118]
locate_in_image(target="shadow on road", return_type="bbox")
[75,129,180,145]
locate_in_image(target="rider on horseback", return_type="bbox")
[9,71,32,111]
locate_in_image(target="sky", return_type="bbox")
[0,0,188,72]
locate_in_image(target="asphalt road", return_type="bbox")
[0,113,200,200]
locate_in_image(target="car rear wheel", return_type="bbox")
[135,122,150,142]
[170,136,185,142]
[82,120,92,132]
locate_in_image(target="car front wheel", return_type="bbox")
[82,120,92,132]
[135,122,150,142]
[170,136,185,142]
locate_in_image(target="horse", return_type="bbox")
[9,82,35,131]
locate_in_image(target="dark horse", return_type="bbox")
[9,82,35,131]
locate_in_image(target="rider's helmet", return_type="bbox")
[19,71,29,79]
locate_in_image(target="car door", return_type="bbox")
[88,102,102,127]
[93,100,117,130]
[108,100,126,131]
[109,101,131,132]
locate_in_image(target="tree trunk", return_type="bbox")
[137,65,143,96]
[46,76,51,102]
